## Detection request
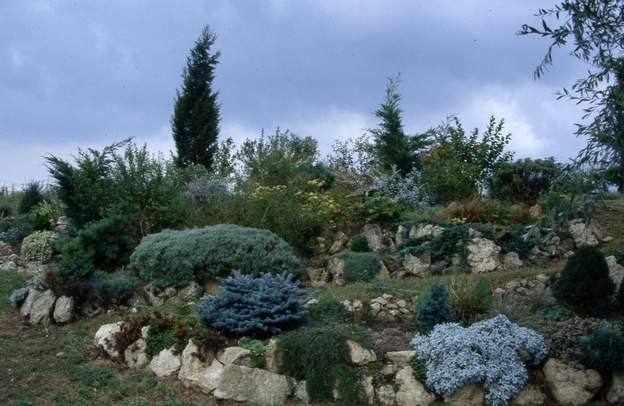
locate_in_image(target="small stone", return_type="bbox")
[294,380,309,404]
[362,375,375,405]
[467,238,502,273]
[53,296,74,324]
[178,339,223,393]
[217,346,252,366]
[386,350,416,366]
[177,281,203,302]
[444,383,485,406]
[264,338,282,373]
[94,322,123,358]
[377,384,396,406]
[511,384,546,406]
[503,252,523,270]
[362,224,384,252]
[607,373,624,404]
[0,261,17,272]
[149,347,181,377]
[9,287,28,309]
[20,288,41,317]
[347,340,377,365]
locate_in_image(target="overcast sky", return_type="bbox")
[0,0,590,186]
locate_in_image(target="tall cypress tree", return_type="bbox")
[172,26,221,168]
[369,76,429,175]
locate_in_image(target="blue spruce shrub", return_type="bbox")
[198,272,306,338]
[416,283,453,333]
[129,224,301,288]
[411,315,547,406]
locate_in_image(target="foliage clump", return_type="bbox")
[553,245,615,312]
[21,231,57,263]
[579,328,624,374]
[197,272,306,338]
[98,274,137,306]
[488,158,560,205]
[411,315,548,405]
[448,276,493,325]
[350,234,370,252]
[335,251,380,283]
[416,283,453,333]
[129,224,301,288]
[277,326,368,405]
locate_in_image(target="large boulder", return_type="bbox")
[396,225,409,246]
[178,339,223,393]
[543,358,602,406]
[53,296,74,324]
[148,347,181,377]
[29,290,56,326]
[264,338,283,373]
[347,340,377,365]
[568,220,600,247]
[402,252,431,277]
[327,256,346,286]
[395,366,436,406]
[94,322,123,358]
[467,238,502,273]
[362,224,384,252]
[214,364,292,406]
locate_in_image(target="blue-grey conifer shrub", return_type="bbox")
[411,315,547,406]
[198,272,307,337]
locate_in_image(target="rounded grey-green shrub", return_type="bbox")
[21,230,58,263]
[128,224,301,287]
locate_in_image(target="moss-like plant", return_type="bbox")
[277,326,368,405]
[307,298,352,324]
[554,245,615,312]
[129,224,301,288]
[335,251,380,283]
[350,234,370,252]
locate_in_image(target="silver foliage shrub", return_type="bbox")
[410,314,547,406]
[186,175,230,204]
[373,167,429,207]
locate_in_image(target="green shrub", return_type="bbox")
[350,234,370,252]
[21,231,58,263]
[358,193,401,223]
[129,224,301,288]
[0,202,13,218]
[277,326,368,405]
[448,276,493,325]
[17,182,45,215]
[416,283,453,333]
[145,315,188,357]
[57,213,139,282]
[98,274,137,305]
[30,201,63,231]
[554,246,615,311]
[579,328,624,374]
[335,251,380,283]
[488,158,560,205]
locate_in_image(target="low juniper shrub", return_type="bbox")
[197,272,306,338]
[98,274,137,306]
[350,234,370,252]
[416,283,453,333]
[129,224,301,288]
[277,325,369,405]
[335,251,380,283]
[307,298,352,324]
[579,328,624,374]
[411,314,548,405]
[554,245,615,312]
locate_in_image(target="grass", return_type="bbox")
[0,271,212,406]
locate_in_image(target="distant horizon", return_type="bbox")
[1,1,591,186]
